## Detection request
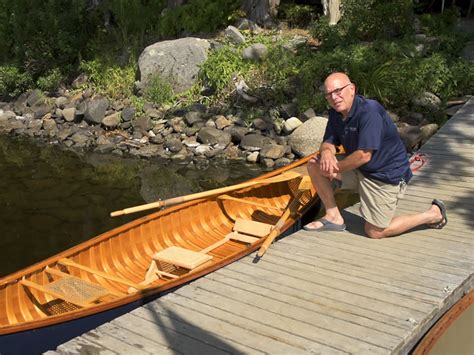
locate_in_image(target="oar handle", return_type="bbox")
[110,196,184,217]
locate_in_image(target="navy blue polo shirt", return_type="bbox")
[323,95,412,185]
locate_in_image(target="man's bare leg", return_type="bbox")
[365,203,444,239]
[306,158,345,229]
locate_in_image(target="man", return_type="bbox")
[304,72,447,238]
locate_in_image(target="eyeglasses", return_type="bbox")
[324,83,351,99]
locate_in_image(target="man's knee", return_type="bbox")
[307,158,322,176]
[364,222,386,239]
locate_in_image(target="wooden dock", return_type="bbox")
[48,99,473,354]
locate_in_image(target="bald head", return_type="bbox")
[324,72,351,88]
[324,72,355,118]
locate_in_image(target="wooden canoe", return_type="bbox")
[0,156,318,353]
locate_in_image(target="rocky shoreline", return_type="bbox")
[0,87,470,169]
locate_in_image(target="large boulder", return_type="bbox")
[138,37,210,94]
[289,116,328,157]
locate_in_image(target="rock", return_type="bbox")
[242,43,268,62]
[55,96,68,108]
[235,79,258,103]
[205,119,216,128]
[94,143,115,154]
[261,158,275,168]
[284,35,308,51]
[133,144,167,159]
[33,104,52,119]
[420,123,438,145]
[184,126,200,137]
[246,151,259,163]
[121,106,136,121]
[197,127,231,146]
[70,131,92,147]
[299,108,316,122]
[56,127,74,141]
[280,102,298,119]
[283,117,303,134]
[215,115,232,129]
[26,89,45,107]
[84,97,109,124]
[27,119,43,135]
[289,116,328,157]
[240,133,270,151]
[224,26,246,44]
[183,136,200,148]
[133,116,153,132]
[224,144,243,160]
[164,137,183,153]
[102,112,121,128]
[149,134,164,144]
[274,157,292,167]
[412,92,441,112]
[171,117,186,133]
[253,118,272,131]
[0,111,16,120]
[171,148,193,161]
[138,37,210,94]
[225,126,248,143]
[184,111,204,126]
[398,125,422,151]
[235,18,261,32]
[260,143,286,160]
[72,73,88,89]
[43,118,57,134]
[145,108,163,119]
[188,103,207,113]
[195,145,212,156]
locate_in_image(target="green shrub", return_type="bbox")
[199,45,251,97]
[36,68,64,93]
[312,0,414,46]
[0,65,33,99]
[143,74,175,105]
[80,59,137,99]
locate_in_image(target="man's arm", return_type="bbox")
[337,149,372,173]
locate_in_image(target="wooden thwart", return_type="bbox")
[141,218,274,286]
[58,258,144,290]
[218,195,283,211]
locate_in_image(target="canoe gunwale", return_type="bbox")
[0,154,316,336]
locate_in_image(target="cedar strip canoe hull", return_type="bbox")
[0,156,319,354]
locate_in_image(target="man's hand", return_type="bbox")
[310,151,339,181]
[319,150,339,179]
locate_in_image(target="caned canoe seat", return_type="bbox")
[139,218,274,288]
[20,267,123,309]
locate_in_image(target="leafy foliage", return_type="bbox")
[79,58,137,99]
[143,74,175,105]
[0,65,33,99]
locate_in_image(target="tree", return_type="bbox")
[241,0,281,26]
[322,0,341,25]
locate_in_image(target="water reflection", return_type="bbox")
[0,135,263,277]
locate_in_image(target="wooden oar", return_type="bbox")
[257,176,312,257]
[110,170,301,217]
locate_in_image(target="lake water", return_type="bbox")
[0,135,265,277]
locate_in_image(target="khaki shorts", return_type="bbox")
[340,170,407,228]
